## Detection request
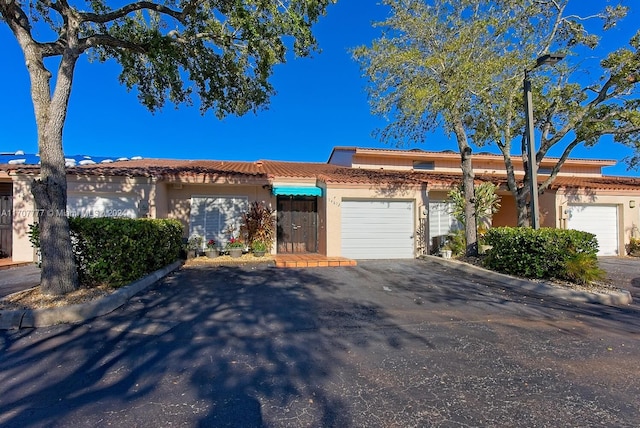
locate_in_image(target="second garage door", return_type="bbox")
[341,200,414,259]
[566,204,619,256]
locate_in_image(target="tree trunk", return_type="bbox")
[24,43,80,295]
[498,129,532,227]
[453,119,478,256]
[515,187,529,227]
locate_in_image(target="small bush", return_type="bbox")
[562,252,605,285]
[628,237,640,256]
[483,227,601,284]
[30,218,183,287]
[445,230,466,256]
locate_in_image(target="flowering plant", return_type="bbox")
[187,234,203,251]
[206,239,216,249]
[226,237,244,249]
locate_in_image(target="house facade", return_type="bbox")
[2,146,639,262]
[329,147,640,256]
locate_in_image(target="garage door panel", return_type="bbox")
[566,205,618,256]
[341,200,414,259]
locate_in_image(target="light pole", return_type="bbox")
[524,53,564,229]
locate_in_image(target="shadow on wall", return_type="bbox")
[562,186,598,204]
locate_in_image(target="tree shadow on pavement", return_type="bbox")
[0,264,431,427]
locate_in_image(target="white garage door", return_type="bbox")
[341,200,414,259]
[67,195,137,218]
[566,205,618,256]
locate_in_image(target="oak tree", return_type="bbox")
[356,0,639,231]
[0,0,333,294]
[354,0,526,255]
[469,1,639,225]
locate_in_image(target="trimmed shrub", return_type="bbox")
[483,227,603,283]
[30,218,183,287]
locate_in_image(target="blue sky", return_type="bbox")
[1,1,638,176]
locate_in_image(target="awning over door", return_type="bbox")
[272,186,322,197]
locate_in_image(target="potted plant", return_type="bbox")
[205,239,218,258]
[251,240,268,257]
[440,243,452,259]
[226,237,244,258]
[187,234,203,259]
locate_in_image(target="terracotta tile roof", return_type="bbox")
[331,146,617,166]
[0,158,441,184]
[3,157,638,191]
[550,175,640,191]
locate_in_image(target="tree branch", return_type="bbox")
[0,0,34,38]
[77,34,147,53]
[539,137,580,192]
[79,1,185,24]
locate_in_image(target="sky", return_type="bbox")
[1,1,639,176]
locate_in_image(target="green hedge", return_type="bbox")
[30,218,183,287]
[483,227,603,283]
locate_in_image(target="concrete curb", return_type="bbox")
[0,261,183,330]
[421,255,633,307]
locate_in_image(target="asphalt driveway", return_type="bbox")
[0,264,40,298]
[1,260,639,427]
[599,256,640,303]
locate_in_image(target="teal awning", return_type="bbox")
[272,186,323,197]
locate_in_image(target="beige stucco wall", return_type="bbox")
[11,174,158,262]
[324,183,428,257]
[315,183,328,256]
[67,175,156,218]
[554,190,640,255]
[539,192,557,227]
[164,182,275,253]
[348,152,605,177]
[11,176,35,262]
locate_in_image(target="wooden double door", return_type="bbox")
[277,196,318,254]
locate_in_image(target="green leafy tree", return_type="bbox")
[356,0,638,232]
[459,1,638,225]
[0,0,333,295]
[354,0,527,255]
[448,182,501,227]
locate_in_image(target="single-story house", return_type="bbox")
[2,146,639,262]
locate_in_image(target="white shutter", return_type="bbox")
[428,201,460,238]
[190,196,248,248]
[189,197,208,247]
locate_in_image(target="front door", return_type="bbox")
[277,196,318,253]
